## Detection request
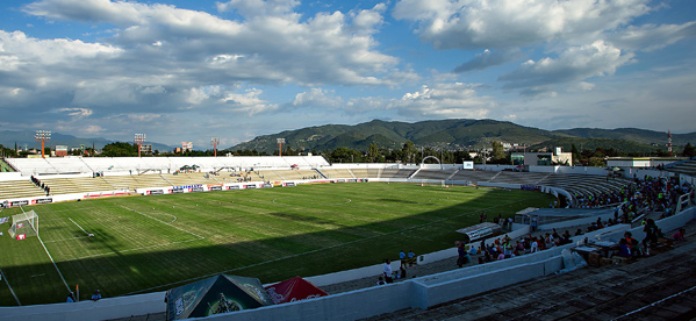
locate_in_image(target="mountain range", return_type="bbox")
[228,119,696,155]
[1,119,694,155]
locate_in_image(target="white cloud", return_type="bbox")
[293,88,343,108]
[393,0,651,49]
[611,21,696,52]
[388,82,494,118]
[499,41,633,93]
[216,0,300,17]
[219,88,278,115]
[57,107,93,119]
[20,0,400,87]
[0,30,122,65]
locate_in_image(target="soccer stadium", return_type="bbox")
[0,156,694,320]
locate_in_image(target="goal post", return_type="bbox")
[8,210,39,240]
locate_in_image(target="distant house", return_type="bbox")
[511,147,573,166]
[606,157,686,169]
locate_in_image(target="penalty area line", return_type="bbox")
[69,217,92,237]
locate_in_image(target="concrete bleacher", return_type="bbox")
[450,170,497,182]
[667,159,696,176]
[40,177,116,195]
[343,168,381,178]
[320,168,355,179]
[489,171,548,185]
[6,156,330,176]
[411,169,457,180]
[379,168,415,179]
[0,179,46,199]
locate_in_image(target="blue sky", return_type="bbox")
[0,0,694,149]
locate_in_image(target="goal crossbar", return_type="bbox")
[8,210,39,239]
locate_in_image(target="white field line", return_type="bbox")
[68,217,91,236]
[129,199,524,295]
[118,205,205,240]
[71,238,202,260]
[19,206,71,292]
[0,268,21,306]
[36,234,71,292]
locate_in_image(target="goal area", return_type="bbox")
[8,210,39,240]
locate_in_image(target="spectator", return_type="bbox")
[66,292,75,303]
[376,276,385,285]
[383,259,393,283]
[642,218,660,251]
[399,249,406,267]
[407,249,416,266]
[617,238,632,257]
[91,289,102,301]
[456,241,467,267]
[673,227,686,242]
[530,237,539,253]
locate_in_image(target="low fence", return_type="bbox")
[0,292,165,321]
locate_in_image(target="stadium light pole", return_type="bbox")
[35,130,51,158]
[134,133,146,158]
[277,138,285,157]
[211,137,219,157]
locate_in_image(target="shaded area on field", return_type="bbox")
[268,212,336,225]
[0,185,552,305]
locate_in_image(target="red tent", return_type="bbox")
[265,277,328,304]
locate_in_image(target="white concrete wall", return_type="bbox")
[0,292,165,321]
[0,172,23,180]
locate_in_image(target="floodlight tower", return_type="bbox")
[211,137,220,157]
[134,133,146,158]
[35,130,51,158]
[277,138,285,157]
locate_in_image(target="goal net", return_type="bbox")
[8,210,39,239]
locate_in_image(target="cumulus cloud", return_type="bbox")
[388,82,494,118]
[23,0,397,86]
[219,88,278,115]
[391,0,692,95]
[611,21,696,52]
[0,0,412,144]
[216,0,299,17]
[499,41,633,93]
[57,107,93,119]
[293,88,343,108]
[392,0,651,50]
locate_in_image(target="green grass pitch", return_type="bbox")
[0,183,551,305]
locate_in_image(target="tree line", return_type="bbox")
[1,141,694,167]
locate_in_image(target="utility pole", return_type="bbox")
[211,137,219,157]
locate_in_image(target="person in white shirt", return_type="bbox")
[383,259,393,283]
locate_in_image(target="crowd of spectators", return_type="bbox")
[30,175,50,195]
[472,228,576,264]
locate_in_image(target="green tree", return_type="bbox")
[571,144,581,165]
[401,141,417,164]
[367,143,380,163]
[328,147,361,163]
[490,141,506,164]
[101,142,138,157]
[682,143,695,158]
